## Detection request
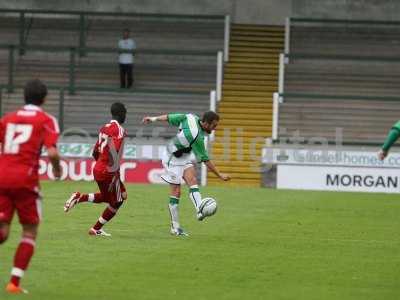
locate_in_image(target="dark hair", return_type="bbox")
[123,28,130,33]
[202,111,219,124]
[24,79,48,105]
[111,102,127,124]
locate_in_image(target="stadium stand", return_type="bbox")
[0,12,224,51]
[290,19,400,57]
[285,58,400,97]
[0,89,209,138]
[278,96,400,144]
[0,10,223,138]
[277,19,400,145]
[1,87,59,117]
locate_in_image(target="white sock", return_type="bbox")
[189,185,202,212]
[168,196,180,229]
[88,193,95,202]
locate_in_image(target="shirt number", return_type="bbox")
[98,133,108,153]
[4,123,33,154]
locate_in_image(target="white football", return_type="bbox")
[200,197,218,217]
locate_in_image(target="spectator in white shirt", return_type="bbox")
[118,29,136,88]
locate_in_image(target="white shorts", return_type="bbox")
[161,150,195,185]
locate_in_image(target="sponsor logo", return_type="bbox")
[39,158,163,184]
[277,165,400,193]
[326,174,398,189]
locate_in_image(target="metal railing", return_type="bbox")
[0,8,225,20]
[0,9,225,58]
[284,53,400,62]
[290,17,400,26]
[0,85,210,129]
[223,15,230,62]
[284,17,290,55]
[1,44,220,95]
[278,92,400,102]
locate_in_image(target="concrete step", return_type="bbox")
[229,57,280,64]
[223,78,277,86]
[207,177,260,187]
[226,62,279,69]
[230,40,284,49]
[232,24,284,32]
[215,128,270,136]
[224,73,278,81]
[230,51,280,59]
[217,110,273,116]
[208,172,261,180]
[216,165,263,173]
[231,35,284,43]
[219,98,272,104]
[223,90,274,97]
[230,46,282,54]
[225,65,278,73]
[212,143,265,151]
[212,160,263,168]
[232,29,284,37]
[223,85,277,92]
[219,118,272,126]
[220,100,273,106]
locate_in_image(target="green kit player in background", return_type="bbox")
[379,121,400,161]
[142,111,230,236]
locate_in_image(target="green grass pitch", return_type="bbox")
[0,181,399,299]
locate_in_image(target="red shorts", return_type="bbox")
[0,188,42,225]
[96,176,126,207]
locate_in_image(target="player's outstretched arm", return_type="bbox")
[142,115,168,124]
[204,160,230,181]
[379,124,400,161]
[48,146,61,179]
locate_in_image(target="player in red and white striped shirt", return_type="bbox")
[64,103,128,237]
[0,80,61,294]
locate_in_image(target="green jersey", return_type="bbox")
[167,113,209,162]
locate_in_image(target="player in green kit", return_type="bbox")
[378,121,400,160]
[142,111,230,236]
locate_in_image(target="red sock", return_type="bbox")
[10,235,36,286]
[79,193,103,203]
[93,206,117,230]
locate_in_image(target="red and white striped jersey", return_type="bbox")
[93,120,127,180]
[0,104,59,190]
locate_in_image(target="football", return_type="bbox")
[200,197,218,217]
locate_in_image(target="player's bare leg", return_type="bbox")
[183,166,206,221]
[168,183,188,236]
[64,192,105,212]
[5,224,38,294]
